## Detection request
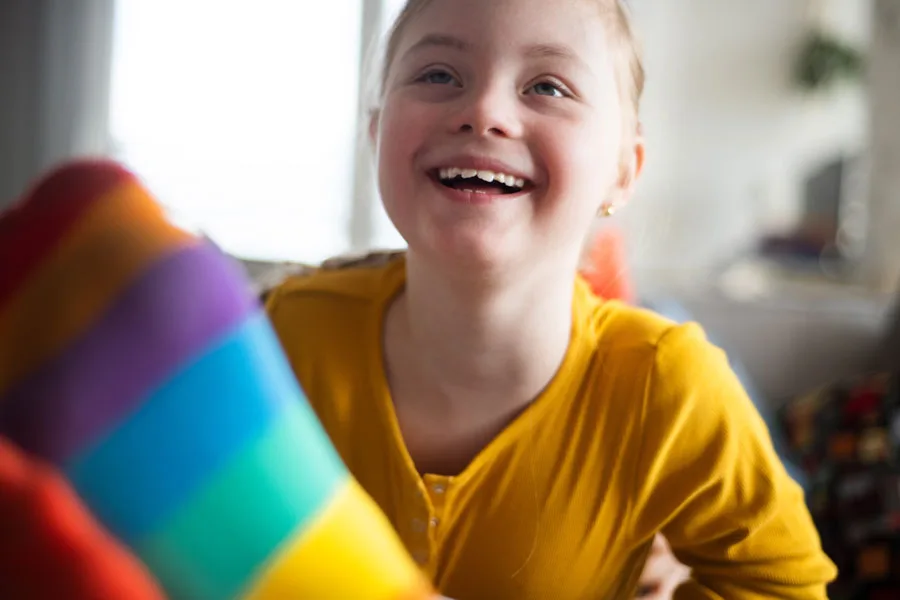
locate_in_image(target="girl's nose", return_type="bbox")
[449,84,523,139]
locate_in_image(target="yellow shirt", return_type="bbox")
[265,256,836,600]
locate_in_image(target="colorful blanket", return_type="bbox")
[0,159,433,600]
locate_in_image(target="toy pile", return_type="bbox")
[781,372,900,600]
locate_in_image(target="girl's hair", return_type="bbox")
[374,0,645,139]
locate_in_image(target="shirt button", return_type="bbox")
[429,517,440,528]
[432,483,446,494]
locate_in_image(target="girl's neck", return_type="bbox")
[388,252,576,416]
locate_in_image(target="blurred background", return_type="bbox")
[1,0,900,595]
[1,0,897,408]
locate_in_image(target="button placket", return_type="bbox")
[411,480,441,571]
[412,549,429,566]
[418,475,452,572]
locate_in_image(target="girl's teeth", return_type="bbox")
[437,167,528,189]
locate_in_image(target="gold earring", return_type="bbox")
[599,203,617,218]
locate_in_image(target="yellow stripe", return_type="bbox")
[243,479,432,600]
[0,180,195,396]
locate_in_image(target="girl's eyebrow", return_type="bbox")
[526,43,576,61]
[406,33,471,56]
[525,43,591,73]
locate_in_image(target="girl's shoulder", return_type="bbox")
[579,291,725,391]
[255,250,405,304]
[578,285,691,356]
[259,251,406,378]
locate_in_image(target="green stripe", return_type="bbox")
[135,402,347,600]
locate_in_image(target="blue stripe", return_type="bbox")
[65,311,305,544]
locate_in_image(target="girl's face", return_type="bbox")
[375,0,641,274]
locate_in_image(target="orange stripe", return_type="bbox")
[0,179,196,397]
[0,160,137,311]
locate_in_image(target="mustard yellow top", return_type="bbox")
[265,256,836,600]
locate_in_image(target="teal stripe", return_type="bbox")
[135,401,347,600]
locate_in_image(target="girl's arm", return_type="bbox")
[629,323,837,599]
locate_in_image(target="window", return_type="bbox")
[109,0,365,263]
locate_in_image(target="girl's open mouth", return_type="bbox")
[432,168,532,196]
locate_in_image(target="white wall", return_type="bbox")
[625,0,872,286]
[866,0,900,292]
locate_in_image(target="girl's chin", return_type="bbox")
[409,230,527,274]
[389,207,535,273]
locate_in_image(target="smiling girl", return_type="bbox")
[264,0,837,598]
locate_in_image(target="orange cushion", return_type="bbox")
[578,225,635,304]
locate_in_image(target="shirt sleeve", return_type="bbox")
[628,323,837,599]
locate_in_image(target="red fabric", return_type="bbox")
[0,438,165,600]
[0,160,134,310]
[578,226,635,304]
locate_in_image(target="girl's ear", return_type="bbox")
[621,126,645,191]
[609,126,646,209]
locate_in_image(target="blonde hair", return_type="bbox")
[375,0,645,140]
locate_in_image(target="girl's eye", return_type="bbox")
[529,81,569,98]
[417,69,460,86]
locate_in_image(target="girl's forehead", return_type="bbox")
[396,0,610,63]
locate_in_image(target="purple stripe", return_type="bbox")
[0,243,257,465]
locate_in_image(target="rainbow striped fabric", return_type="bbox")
[0,160,433,600]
